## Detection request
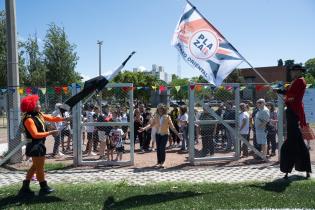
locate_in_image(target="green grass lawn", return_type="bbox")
[0,177,314,210]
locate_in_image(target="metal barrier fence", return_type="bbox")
[72,83,134,166]
[1,83,314,167]
[0,85,73,164]
[188,83,283,164]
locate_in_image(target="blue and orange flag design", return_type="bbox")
[172,1,243,86]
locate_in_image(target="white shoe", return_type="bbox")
[58,152,65,156]
[88,152,97,156]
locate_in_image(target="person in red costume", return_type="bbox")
[18,95,67,196]
[277,64,311,179]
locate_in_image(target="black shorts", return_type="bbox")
[25,142,46,157]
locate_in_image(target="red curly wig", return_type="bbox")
[20,95,40,113]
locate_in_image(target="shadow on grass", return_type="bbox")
[102,191,205,209]
[0,194,64,209]
[249,175,307,193]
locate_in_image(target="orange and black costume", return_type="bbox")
[19,95,64,196]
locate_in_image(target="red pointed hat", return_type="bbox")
[20,95,39,112]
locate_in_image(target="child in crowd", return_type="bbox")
[109,126,125,161]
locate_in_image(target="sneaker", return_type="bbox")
[58,152,65,157]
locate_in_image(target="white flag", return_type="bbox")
[172,2,243,86]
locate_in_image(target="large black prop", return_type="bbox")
[59,51,136,113]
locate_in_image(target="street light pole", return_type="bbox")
[97,40,103,109]
[5,0,21,163]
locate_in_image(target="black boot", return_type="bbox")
[39,181,54,195]
[306,172,310,179]
[18,180,34,196]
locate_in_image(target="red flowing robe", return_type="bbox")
[285,77,307,127]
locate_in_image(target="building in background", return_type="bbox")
[239,66,287,101]
[133,64,172,84]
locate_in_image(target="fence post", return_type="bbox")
[72,83,81,166]
[188,83,195,164]
[129,85,135,165]
[277,92,284,160]
[234,84,241,158]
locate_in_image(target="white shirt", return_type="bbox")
[239,111,249,135]
[109,128,124,147]
[86,111,95,133]
[52,110,63,130]
[178,113,188,128]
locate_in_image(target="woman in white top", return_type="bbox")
[178,105,189,151]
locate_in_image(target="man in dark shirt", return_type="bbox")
[223,102,236,151]
[199,104,216,156]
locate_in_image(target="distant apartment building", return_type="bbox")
[133,64,172,84]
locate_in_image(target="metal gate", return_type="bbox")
[72,83,134,166]
[188,83,268,164]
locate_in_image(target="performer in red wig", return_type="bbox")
[18,95,66,196]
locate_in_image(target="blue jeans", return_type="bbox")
[53,135,61,155]
[180,126,189,150]
[156,133,168,164]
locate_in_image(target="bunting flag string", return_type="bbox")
[18,87,24,94]
[195,85,202,92]
[40,88,46,94]
[1,82,314,96]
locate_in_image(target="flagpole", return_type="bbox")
[186,0,270,85]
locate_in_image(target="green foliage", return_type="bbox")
[266,89,277,101]
[1,181,315,209]
[170,75,190,101]
[20,35,47,86]
[305,58,315,79]
[44,23,81,86]
[190,75,207,83]
[304,73,315,85]
[113,71,160,102]
[277,59,284,66]
[214,88,233,102]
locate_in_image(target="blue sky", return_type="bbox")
[1,0,314,80]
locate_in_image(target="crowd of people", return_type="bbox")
[43,88,312,171]
[46,97,288,164]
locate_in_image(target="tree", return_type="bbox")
[20,35,47,86]
[169,77,190,101]
[305,58,315,79]
[190,75,207,83]
[277,59,284,66]
[43,23,80,86]
[304,73,315,85]
[113,71,160,103]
